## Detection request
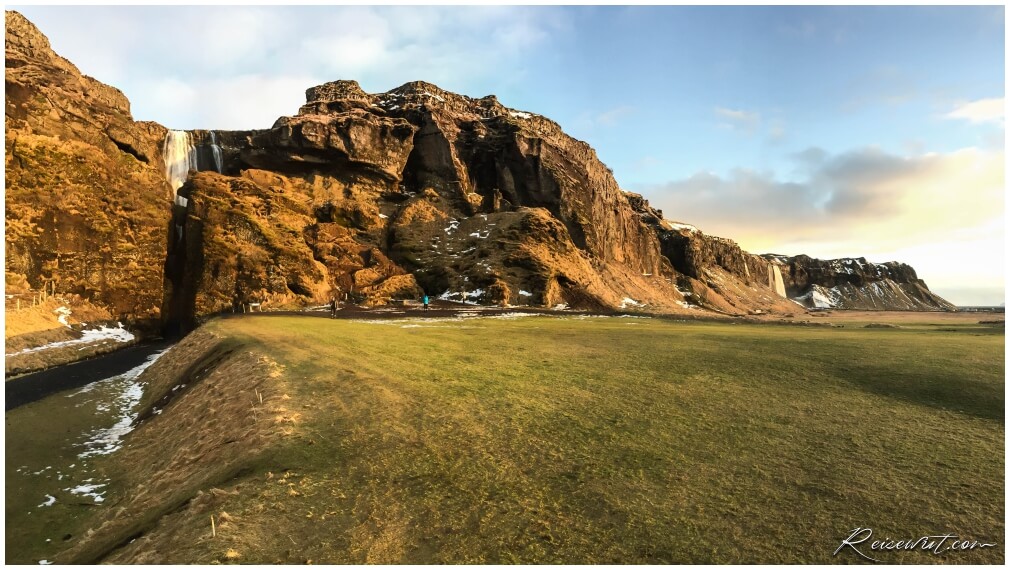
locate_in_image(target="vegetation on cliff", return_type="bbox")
[5,11,170,332]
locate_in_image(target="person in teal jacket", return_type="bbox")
[423,294,429,311]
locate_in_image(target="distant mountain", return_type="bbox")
[762,255,956,311]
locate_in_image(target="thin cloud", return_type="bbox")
[142,74,325,131]
[595,106,636,126]
[638,145,1004,261]
[842,65,918,112]
[715,107,786,142]
[17,5,570,130]
[571,105,637,133]
[944,98,1004,125]
[766,121,788,143]
[638,145,1005,302]
[715,107,761,133]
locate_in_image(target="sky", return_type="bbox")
[15,4,1006,305]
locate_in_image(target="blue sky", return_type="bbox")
[15,5,1005,304]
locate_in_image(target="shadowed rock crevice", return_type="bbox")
[161,189,204,338]
[109,136,149,163]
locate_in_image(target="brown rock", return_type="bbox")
[7,11,954,338]
[5,11,171,331]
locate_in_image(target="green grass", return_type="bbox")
[6,314,1003,564]
[187,315,1003,564]
[5,371,138,564]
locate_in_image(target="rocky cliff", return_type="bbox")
[764,255,957,311]
[5,11,956,339]
[622,194,799,314]
[5,11,170,331]
[160,78,700,331]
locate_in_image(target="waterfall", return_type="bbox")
[767,264,786,297]
[163,130,198,194]
[208,131,223,173]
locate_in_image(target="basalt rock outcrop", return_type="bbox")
[622,194,795,314]
[764,255,957,311]
[5,11,955,339]
[161,78,698,331]
[5,11,171,330]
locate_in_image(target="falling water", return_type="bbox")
[163,130,198,194]
[208,131,223,173]
[767,264,787,297]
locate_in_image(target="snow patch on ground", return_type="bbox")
[75,349,168,458]
[482,312,539,320]
[7,323,136,358]
[437,289,485,304]
[437,291,459,301]
[462,289,485,304]
[54,306,72,327]
[518,290,533,297]
[66,482,106,503]
[620,297,643,309]
[360,312,544,328]
[509,111,532,119]
[37,494,56,507]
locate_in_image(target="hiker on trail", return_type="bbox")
[330,297,338,318]
[423,294,430,312]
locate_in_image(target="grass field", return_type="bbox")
[8,313,1005,563]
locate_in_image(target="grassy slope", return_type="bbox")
[84,315,1006,563]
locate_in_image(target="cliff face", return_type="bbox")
[5,11,170,329]
[160,79,696,330]
[624,194,800,314]
[5,11,956,338]
[765,255,957,311]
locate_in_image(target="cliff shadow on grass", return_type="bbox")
[823,327,1004,422]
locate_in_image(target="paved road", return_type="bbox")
[5,340,173,411]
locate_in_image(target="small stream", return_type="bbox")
[5,348,168,564]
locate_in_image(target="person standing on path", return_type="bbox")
[330,297,338,318]
[423,294,429,312]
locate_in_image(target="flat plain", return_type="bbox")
[6,312,1004,564]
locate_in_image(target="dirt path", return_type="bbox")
[5,340,173,411]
